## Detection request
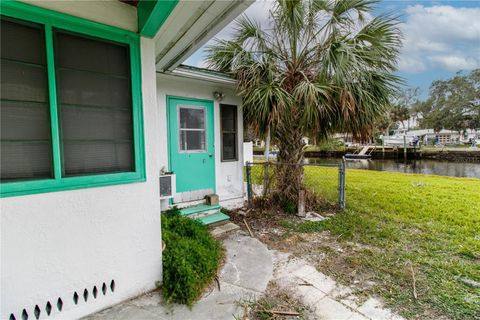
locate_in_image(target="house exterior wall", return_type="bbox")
[1,2,247,319]
[156,74,245,209]
[1,4,163,320]
[18,0,138,32]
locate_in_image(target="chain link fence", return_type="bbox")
[245,160,346,210]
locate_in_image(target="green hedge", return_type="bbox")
[161,208,223,306]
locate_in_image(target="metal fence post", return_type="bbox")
[338,162,341,208]
[262,161,269,197]
[246,162,252,207]
[338,158,346,209]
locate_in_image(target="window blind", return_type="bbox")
[54,30,134,176]
[220,104,237,161]
[0,18,53,181]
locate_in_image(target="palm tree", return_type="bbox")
[206,0,402,205]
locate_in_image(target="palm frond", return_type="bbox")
[205,0,403,140]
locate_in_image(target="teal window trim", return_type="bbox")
[1,1,146,198]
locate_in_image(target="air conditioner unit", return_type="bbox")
[159,173,176,199]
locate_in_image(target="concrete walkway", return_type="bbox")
[85,231,273,320]
[87,231,404,320]
[273,252,404,320]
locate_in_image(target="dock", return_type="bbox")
[345,146,375,159]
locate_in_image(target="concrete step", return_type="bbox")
[188,208,221,219]
[197,212,230,225]
[210,222,240,238]
[179,204,221,217]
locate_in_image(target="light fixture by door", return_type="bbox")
[213,91,225,101]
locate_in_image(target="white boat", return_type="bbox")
[382,130,416,146]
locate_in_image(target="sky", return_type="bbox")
[183,0,480,100]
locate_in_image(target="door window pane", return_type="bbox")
[0,17,52,181]
[178,106,206,152]
[54,30,134,176]
[179,107,205,129]
[180,131,206,151]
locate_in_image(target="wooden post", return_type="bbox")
[382,135,385,158]
[246,162,252,207]
[263,126,270,197]
[262,162,269,197]
[298,189,306,217]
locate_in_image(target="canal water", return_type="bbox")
[304,158,480,178]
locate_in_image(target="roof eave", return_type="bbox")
[166,66,237,86]
[153,0,253,72]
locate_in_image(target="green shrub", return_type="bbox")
[161,208,223,306]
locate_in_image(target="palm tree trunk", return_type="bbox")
[275,120,305,207]
[264,126,271,161]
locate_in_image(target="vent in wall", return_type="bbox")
[8,279,116,319]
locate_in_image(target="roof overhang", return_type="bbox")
[167,64,236,86]
[137,0,178,38]
[153,0,253,72]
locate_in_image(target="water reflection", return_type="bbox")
[304,158,480,178]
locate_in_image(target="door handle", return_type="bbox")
[209,154,213,158]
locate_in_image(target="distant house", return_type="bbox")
[0,1,252,319]
[333,133,364,146]
[433,130,461,145]
[399,112,423,130]
[407,129,461,145]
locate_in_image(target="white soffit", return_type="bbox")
[169,65,236,86]
[154,0,253,72]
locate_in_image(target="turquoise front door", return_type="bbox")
[167,97,215,203]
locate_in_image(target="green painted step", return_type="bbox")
[197,212,230,225]
[179,204,221,216]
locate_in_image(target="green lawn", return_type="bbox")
[292,169,480,319]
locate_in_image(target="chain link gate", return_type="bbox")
[246,159,346,209]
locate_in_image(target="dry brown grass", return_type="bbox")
[237,281,314,320]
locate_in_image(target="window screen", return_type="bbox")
[0,17,53,181]
[178,106,206,152]
[220,104,237,161]
[54,30,134,176]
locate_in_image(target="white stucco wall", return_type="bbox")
[0,6,163,320]
[1,2,246,319]
[18,0,138,32]
[156,74,245,209]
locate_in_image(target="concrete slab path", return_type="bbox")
[273,252,405,320]
[84,231,273,320]
[86,231,404,320]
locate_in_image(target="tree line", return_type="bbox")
[388,69,480,133]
